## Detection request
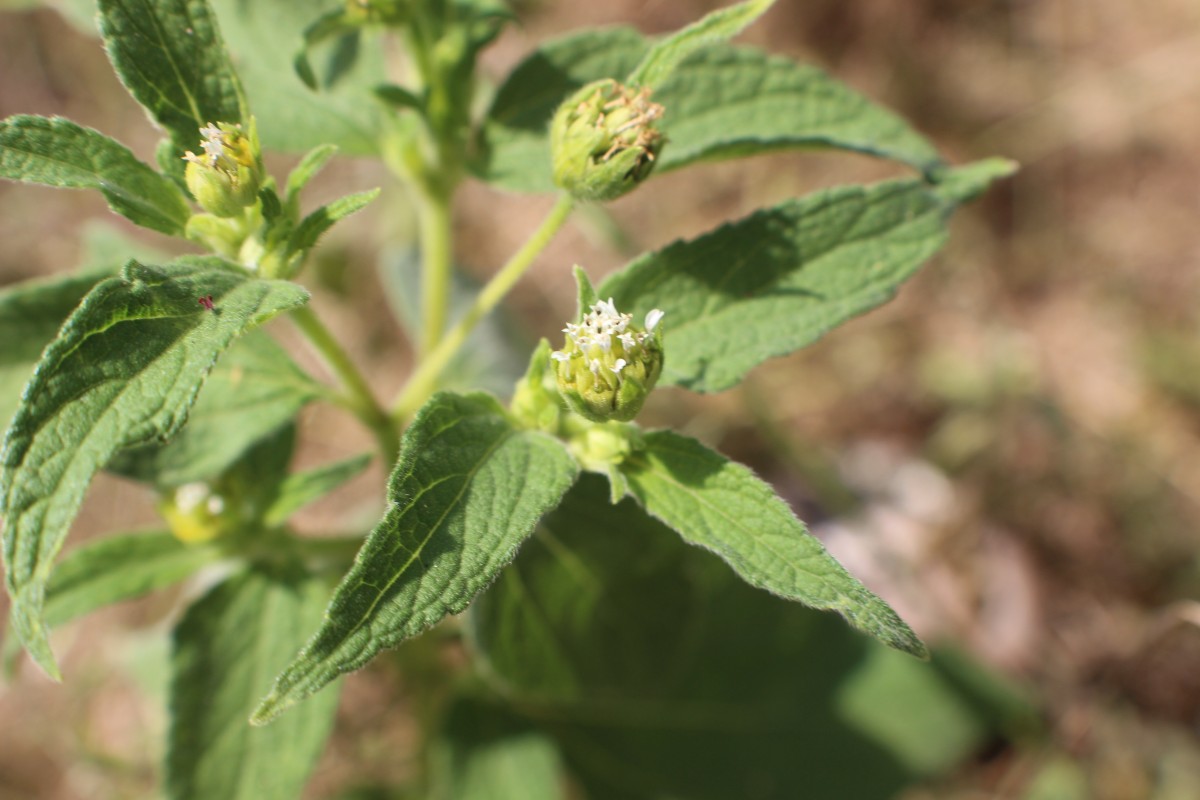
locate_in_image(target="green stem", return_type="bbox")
[392,194,576,421]
[417,185,454,355]
[290,305,401,465]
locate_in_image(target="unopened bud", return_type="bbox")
[553,297,664,422]
[159,482,231,543]
[183,121,263,218]
[550,79,665,202]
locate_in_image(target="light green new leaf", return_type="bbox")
[169,569,339,800]
[476,30,943,192]
[44,531,224,630]
[629,0,774,90]
[428,696,566,800]
[251,392,578,724]
[599,159,1015,393]
[98,0,245,162]
[286,188,380,260]
[107,331,323,488]
[1,257,308,678]
[620,430,924,657]
[284,144,338,209]
[0,270,109,435]
[0,116,192,235]
[263,453,372,528]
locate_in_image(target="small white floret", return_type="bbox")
[645,308,664,332]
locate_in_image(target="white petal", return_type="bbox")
[550,351,570,361]
[612,358,627,374]
[644,308,664,331]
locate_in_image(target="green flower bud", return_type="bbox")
[183,121,263,218]
[553,297,664,422]
[550,79,665,202]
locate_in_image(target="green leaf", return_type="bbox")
[44,531,224,630]
[106,331,323,488]
[209,0,389,155]
[168,568,339,800]
[250,392,578,724]
[628,0,775,89]
[0,115,192,235]
[0,270,109,436]
[1,256,308,678]
[620,430,924,656]
[653,45,943,175]
[284,144,338,209]
[598,161,1013,393]
[571,264,599,322]
[470,475,1001,799]
[286,188,380,260]
[476,31,944,193]
[428,695,566,800]
[263,453,372,528]
[98,0,246,161]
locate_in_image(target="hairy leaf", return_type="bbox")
[621,431,924,656]
[107,331,322,488]
[1,257,308,677]
[599,159,1016,392]
[251,392,578,724]
[98,0,246,161]
[0,116,192,234]
[476,31,943,192]
[629,0,775,89]
[286,188,380,259]
[44,531,224,630]
[169,569,339,800]
[0,270,108,435]
[263,453,372,528]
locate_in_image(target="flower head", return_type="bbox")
[183,120,263,218]
[550,79,665,202]
[553,297,664,422]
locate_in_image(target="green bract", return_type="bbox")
[184,121,264,218]
[550,78,665,202]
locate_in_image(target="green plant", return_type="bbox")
[0,0,1016,797]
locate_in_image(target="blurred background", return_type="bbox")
[2,0,1200,798]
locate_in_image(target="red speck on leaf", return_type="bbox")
[198,295,215,311]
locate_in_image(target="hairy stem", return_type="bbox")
[417,186,454,355]
[392,194,576,421]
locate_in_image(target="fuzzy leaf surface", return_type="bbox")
[251,392,578,724]
[0,270,108,435]
[98,0,245,160]
[621,431,923,656]
[476,32,942,192]
[169,569,339,800]
[107,331,322,488]
[629,0,775,89]
[286,188,379,259]
[599,160,1015,392]
[1,257,308,676]
[0,116,192,234]
[44,531,224,629]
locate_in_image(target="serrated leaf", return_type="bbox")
[598,161,1011,393]
[1,256,308,677]
[98,0,246,160]
[168,569,339,800]
[0,115,192,235]
[470,475,1000,799]
[628,0,774,89]
[106,331,322,488]
[286,188,380,259]
[428,695,565,800]
[620,430,924,656]
[475,31,943,193]
[0,270,109,435]
[251,392,578,724]
[263,453,372,528]
[44,531,224,630]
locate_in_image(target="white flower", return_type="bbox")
[645,308,664,332]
